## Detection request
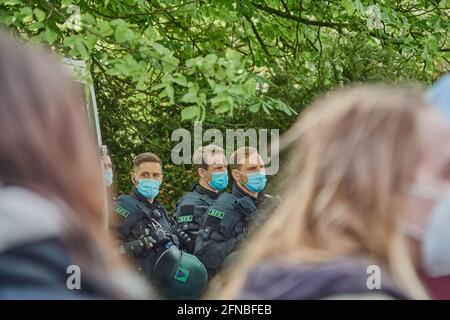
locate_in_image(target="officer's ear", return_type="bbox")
[131,172,137,186]
[198,167,208,180]
[231,169,240,181]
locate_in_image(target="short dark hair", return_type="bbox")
[133,152,162,169]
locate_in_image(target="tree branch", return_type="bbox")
[243,13,271,58]
[250,1,346,30]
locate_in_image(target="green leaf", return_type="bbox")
[114,22,135,43]
[261,102,271,115]
[63,35,77,47]
[152,42,172,56]
[74,39,89,59]
[354,0,364,14]
[229,85,245,96]
[186,57,202,68]
[210,94,233,107]
[215,102,231,114]
[19,7,33,15]
[204,53,218,65]
[97,20,113,37]
[159,84,174,104]
[215,67,227,81]
[42,28,58,44]
[181,106,200,121]
[85,34,99,50]
[19,7,33,23]
[29,22,45,30]
[213,83,227,94]
[243,79,256,96]
[172,73,187,87]
[33,8,46,22]
[144,26,159,42]
[181,86,199,103]
[342,0,354,15]
[161,55,179,73]
[3,0,20,5]
[248,102,261,113]
[225,48,241,63]
[81,13,96,26]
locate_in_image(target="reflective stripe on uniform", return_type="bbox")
[177,215,193,223]
[208,208,225,219]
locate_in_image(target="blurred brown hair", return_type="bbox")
[217,85,430,299]
[0,30,133,297]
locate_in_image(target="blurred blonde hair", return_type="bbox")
[217,85,429,299]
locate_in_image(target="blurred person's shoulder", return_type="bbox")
[235,257,409,300]
[0,186,115,299]
[0,185,63,254]
[0,237,108,299]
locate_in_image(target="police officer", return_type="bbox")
[195,146,278,277]
[174,145,228,253]
[110,152,207,299]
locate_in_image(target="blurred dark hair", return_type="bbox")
[0,30,130,297]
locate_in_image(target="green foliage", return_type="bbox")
[1,0,448,211]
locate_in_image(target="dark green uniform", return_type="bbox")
[194,183,279,277]
[111,188,208,299]
[110,188,178,278]
[173,183,220,253]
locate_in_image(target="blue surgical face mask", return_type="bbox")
[208,171,229,191]
[241,170,267,193]
[105,168,113,187]
[137,179,161,199]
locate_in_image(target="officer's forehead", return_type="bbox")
[235,152,264,166]
[205,151,227,165]
[134,161,162,173]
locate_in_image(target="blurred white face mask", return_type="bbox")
[406,184,450,277]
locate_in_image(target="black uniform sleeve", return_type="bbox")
[174,195,209,225]
[195,201,245,275]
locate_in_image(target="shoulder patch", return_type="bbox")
[113,204,130,218]
[208,208,225,219]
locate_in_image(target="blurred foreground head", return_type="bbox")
[0,30,149,298]
[218,85,444,299]
[428,73,450,119]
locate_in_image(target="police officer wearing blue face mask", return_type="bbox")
[110,153,208,299]
[195,147,280,277]
[174,145,229,253]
